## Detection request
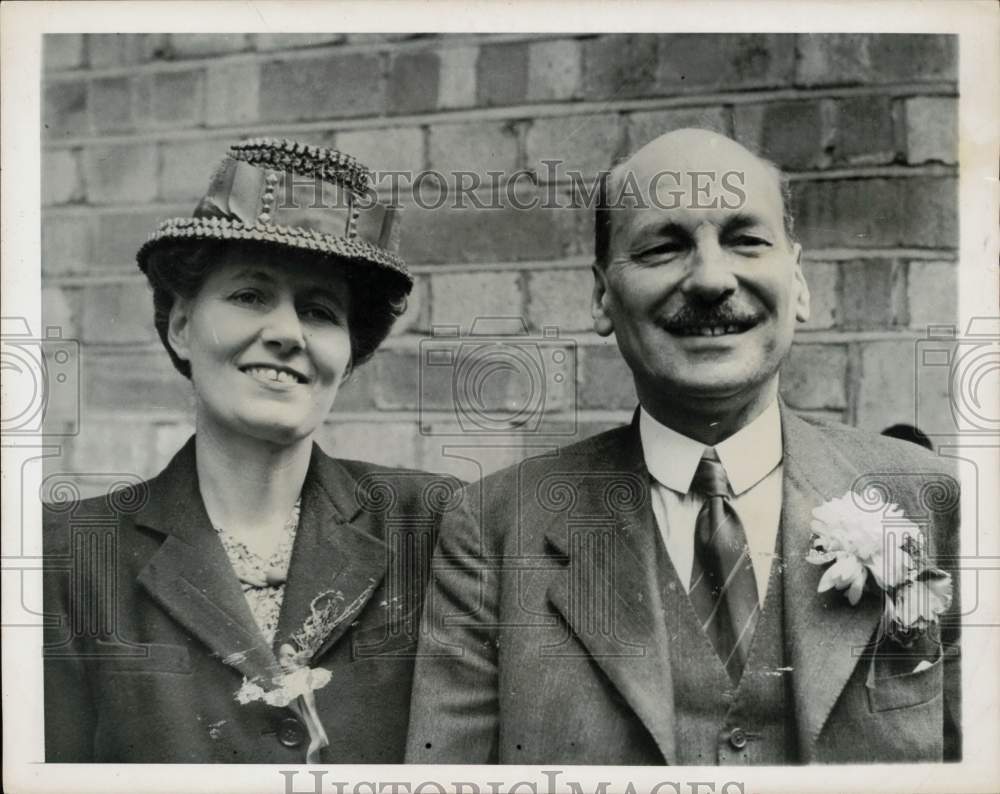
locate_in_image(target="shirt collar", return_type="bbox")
[639,399,783,496]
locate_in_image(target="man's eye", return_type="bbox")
[636,241,685,260]
[729,234,772,248]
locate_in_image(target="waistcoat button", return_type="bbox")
[728,727,748,749]
[277,717,306,748]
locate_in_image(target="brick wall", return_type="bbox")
[40,33,959,485]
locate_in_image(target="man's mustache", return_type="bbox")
[659,302,762,330]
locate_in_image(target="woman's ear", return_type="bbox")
[167,298,193,363]
[592,263,615,337]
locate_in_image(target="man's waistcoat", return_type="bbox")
[658,530,799,764]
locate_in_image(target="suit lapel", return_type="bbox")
[134,438,279,683]
[780,407,883,761]
[273,448,387,663]
[544,421,677,764]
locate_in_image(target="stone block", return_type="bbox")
[260,53,385,121]
[44,80,87,139]
[429,271,523,330]
[476,41,529,106]
[83,144,158,204]
[44,35,85,71]
[337,126,424,175]
[80,282,159,344]
[205,61,260,127]
[41,215,93,275]
[524,113,623,181]
[42,148,82,205]
[526,268,595,333]
[527,38,581,101]
[779,343,848,409]
[578,342,635,409]
[428,121,520,174]
[733,100,826,170]
[905,97,958,164]
[134,69,205,128]
[907,260,958,328]
[89,76,133,133]
[160,139,227,201]
[839,259,907,329]
[437,45,478,109]
[389,50,440,115]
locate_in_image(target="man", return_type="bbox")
[406,129,960,765]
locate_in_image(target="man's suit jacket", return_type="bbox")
[406,406,961,764]
[44,437,455,763]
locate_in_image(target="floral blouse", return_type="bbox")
[215,499,301,646]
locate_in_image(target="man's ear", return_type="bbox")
[791,243,811,323]
[591,263,614,337]
[167,298,193,363]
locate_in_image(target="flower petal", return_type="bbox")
[806,548,836,566]
[817,565,838,593]
[894,581,929,628]
[846,570,867,605]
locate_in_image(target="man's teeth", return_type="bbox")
[245,367,300,384]
[674,325,744,337]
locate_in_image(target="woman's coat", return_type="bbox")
[43,437,452,763]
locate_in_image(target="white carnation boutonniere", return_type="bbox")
[806,492,953,644]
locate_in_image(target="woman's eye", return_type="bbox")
[302,305,340,324]
[230,289,264,306]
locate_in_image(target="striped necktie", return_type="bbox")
[688,447,760,683]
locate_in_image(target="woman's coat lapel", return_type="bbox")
[132,437,388,685]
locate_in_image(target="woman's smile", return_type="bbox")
[240,364,311,386]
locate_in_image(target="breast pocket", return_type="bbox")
[866,647,943,712]
[90,641,192,675]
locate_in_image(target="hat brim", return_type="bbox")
[136,217,412,292]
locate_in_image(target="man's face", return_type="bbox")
[592,130,810,417]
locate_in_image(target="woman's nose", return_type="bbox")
[260,298,305,353]
[680,235,738,302]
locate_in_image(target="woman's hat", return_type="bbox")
[136,138,411,293]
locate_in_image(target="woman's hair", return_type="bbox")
[143,240,409,379]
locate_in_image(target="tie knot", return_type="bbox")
[691,448,730,498]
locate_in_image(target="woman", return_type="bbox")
[43,138,456,763]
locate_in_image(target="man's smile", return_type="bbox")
[665,322,756,337]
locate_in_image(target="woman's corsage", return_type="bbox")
[233,582,376,761]
[806,491,953,644]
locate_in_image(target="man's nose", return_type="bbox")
[260,297,305,354]
[680,234,738,301]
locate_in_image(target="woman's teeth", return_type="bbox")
[245,366,300,384]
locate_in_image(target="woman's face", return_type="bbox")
[168,248,352,447]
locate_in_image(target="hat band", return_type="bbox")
[193,158,398,251]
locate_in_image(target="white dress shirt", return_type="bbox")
[639,400,784,600]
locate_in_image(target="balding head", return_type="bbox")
[595,128,794,268]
